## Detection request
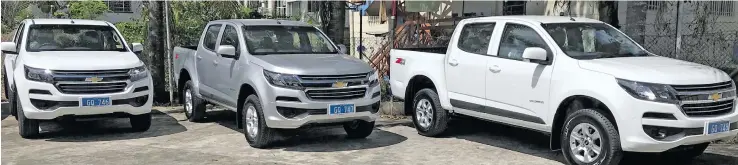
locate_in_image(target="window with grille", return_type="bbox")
[503,0,526,15]
[105,1,132,13]
[645,1,664,10]
[708,1,734,16]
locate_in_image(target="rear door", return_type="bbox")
[196,23,224,96]
[445,22,497,108]
[485,21,555,126]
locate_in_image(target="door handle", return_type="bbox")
[196,55,203,60]
[489,65,501,73]
[448,59,459,66]
[213,60,218,65]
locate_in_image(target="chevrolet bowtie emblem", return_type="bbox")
[332,81,347,88]
[85,76,103,82]
[710,93,722,101]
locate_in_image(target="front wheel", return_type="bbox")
[344,120,375,139]
[242,95,276,149]
[561,109,622,165]
[17,91,40,138]
[412,88,449,137]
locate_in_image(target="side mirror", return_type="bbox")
[1,42,18,54]
[337,44,348,54]
[522,47,548,64]
[217,45,237,59]
[131,43,143,53]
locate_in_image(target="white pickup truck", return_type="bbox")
[390,16,738,164]
[2,19,153,138]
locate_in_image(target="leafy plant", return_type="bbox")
[68,0,110,19]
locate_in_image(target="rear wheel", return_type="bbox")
[412,88,449,137]
[17,92,39,138]
[344,120,375,139]
[130,113,152,132]
[242,95,276,148]
[183,80,206,122]
[8,84,17,119]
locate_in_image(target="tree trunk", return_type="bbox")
[328,1,346,45]
[625,1,646,44]
[598,1,619,28]
[144,0,168,103]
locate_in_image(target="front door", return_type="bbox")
[196,23,224,96]
[485,21,554,126]
[445,22,498,107]
[213,24,242,107]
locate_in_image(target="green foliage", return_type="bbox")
[1,1,34,33]
[115,21,146,44]
[170,1,254,46]
[68,0,110,20]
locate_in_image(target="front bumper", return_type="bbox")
[618,97,738,152]
[259,84,381,129]
[16,77,153,120]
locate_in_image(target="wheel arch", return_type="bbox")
[550,95,618,150]
[404,75,437,115]
[177,68,192,103]
[236,83,258,129]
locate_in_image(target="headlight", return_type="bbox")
[263,70,303,90]
[24,66,54,83]
[617,78,678,104]
[367,70,379,87]
[129,65,149,82]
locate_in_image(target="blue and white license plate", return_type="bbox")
[705,121,731,135]
[80,97,112,107]
[328,103,355,115]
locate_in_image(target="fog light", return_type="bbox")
[130,95,149,107]
[30,99,58,110]
[643,125,685,141]
[276,106,307,118]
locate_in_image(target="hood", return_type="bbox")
[253,54,373,75]
[22,51,143,70]
[578,56,730,85]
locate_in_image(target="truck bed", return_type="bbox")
[173,46,198,89]
[388,48,447,100]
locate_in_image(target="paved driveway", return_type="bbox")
[2,106,736,165]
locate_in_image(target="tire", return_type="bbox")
[182,80,206,122]
[242,94,276,149]
[561,108,622,165]
[8,84,18,119]
[130,113,152,132]
[412,88,449,137]
[663,142,709,160]
[344,120,375,139]
[17,91,39,138]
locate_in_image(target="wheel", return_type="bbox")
[182,80,206,122]
[412,88,449,137]
[17,92,39,138]
[663,142,709,160]
[242,94,276,148]
[8,84,18,119]
[130,113,152,132]
[561,109,622,165]
[344,120,375,139]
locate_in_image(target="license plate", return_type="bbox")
[705,121,731,135]
[328,104,355,115]
[80,97,112,107]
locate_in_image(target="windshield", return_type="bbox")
[542,23,650,59]
[242,26,337,55]
[25,25,127,52]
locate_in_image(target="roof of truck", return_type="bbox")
[25,19,112,26]
[212,19,313,27]
[464,16,603,24]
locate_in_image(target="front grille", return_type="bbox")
[672,81,735,117]
[681,100,734,116]
[671,81,733,93]
[57,82,127,94]
[298,73,368,81]
[305,87,367,100]
[53,69,130,94]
